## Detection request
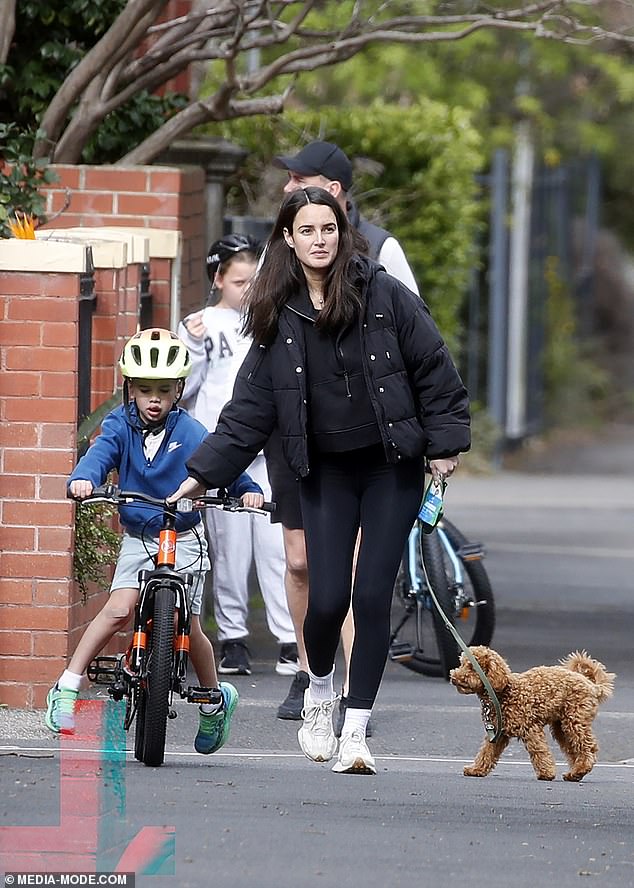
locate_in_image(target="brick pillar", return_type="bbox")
[0,240,90,708]
[42,165,205,316]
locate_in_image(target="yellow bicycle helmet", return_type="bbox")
[119,328,192,380]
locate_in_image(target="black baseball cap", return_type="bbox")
[274,140,353,191]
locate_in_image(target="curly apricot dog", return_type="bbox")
[450,646,615,781]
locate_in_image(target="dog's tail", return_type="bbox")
[560,650,615,702]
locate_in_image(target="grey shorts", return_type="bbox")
[110,523,210,616]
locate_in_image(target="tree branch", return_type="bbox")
[118,91,289,164]
[39,0,634,164]
[34,0,169,160]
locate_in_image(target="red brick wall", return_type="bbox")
[0,270,80,708]
[42,164,206,318]
[0,244,148,708]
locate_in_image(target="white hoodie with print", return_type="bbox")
[178,306,295,649]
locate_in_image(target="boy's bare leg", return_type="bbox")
[282,527,309,672]
[189,615,219,688]
[67,587,138,678]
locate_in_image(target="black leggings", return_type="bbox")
[300,444,424,709]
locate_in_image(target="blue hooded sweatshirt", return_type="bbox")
[69,403,261,535]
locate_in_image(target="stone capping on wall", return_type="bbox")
[85,226,182,259]
[37,228,149,266]
[34,232,128,270]
[0,239,91,273]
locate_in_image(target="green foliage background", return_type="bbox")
[287,15,634,249]
[218,100,484,353]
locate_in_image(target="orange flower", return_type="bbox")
[8,212,36,239]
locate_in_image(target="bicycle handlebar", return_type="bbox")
[189,493,276,515]
[67,483,276,515]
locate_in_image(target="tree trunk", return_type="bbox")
[0,0,16,65]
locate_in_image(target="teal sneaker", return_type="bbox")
[194,682,239,755]
[45,684,79,734]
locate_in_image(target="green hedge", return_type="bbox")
[215,98,484,352]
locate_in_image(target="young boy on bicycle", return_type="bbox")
[45,328,264,756]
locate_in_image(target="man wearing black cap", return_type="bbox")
[274,140,419,295]
[271,140,420,724]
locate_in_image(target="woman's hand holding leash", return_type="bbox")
[429,456,459,484]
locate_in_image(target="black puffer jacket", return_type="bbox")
[187,256,470,488]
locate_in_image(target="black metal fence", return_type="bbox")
[77,257,96,427]
[464,152,600,444]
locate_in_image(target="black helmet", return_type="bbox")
[206,233,260,282]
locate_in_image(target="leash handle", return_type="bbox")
[421,529,504,743]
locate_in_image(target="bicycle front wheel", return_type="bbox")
[139,582,174,767]
[439,518,495,647]
[389,522,460,680]
[420,526,461,680]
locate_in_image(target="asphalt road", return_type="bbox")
[1,431,633,887]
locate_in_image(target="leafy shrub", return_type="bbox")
[73,502,121,602]
[0,124,58,237]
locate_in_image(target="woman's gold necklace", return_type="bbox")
[309,291,324,309]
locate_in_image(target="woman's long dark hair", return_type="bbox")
[243,187,366,345]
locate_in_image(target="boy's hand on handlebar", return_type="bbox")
[429,456,459,483]
[166,477,207,504]
[69,479,94,499]
[241,492,265,510]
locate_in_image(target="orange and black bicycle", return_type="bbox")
[75,483,273,767]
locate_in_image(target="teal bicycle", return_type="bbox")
[389,516,495,680]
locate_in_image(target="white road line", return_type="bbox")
[1,745,633,768]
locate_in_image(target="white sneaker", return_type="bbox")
[332,729,376,775]
[297,691,338,763]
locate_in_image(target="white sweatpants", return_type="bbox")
[206,454,295,644]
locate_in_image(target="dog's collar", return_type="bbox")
[480,697,500,737]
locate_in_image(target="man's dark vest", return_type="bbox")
[356,218,390,261]
[347,200,390,261]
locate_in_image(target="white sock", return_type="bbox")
[307,667,335,703]
[342,708,372,737]
[58,670,82,692]
[200,702,222,715]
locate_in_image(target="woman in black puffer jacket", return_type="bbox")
[170,186,470,775]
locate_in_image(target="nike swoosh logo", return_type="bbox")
[167,442,183,452]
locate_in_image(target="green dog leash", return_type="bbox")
[419,477,504,742]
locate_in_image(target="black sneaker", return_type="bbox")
[276,670,309,720]
[275,642,299,676]
[333,694,373,738]
[218,639,251,675]
[333,694,347,738]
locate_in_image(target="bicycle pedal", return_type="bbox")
[185,686,222,705]
[457,543,485,561]
[389,643,414,662]
[87,655,122,684]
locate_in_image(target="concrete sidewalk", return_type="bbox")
[452,419,634,509]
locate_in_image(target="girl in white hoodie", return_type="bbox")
[178,235,297,678]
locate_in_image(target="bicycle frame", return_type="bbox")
[82,484,274,765]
